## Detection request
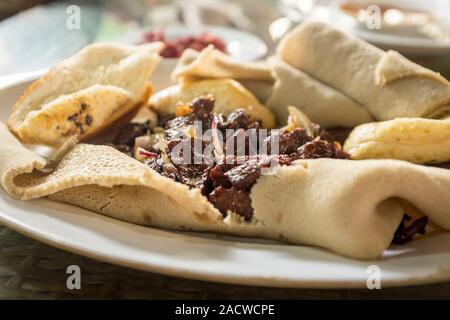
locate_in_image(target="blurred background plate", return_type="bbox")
[330,0,450,55]
[278,0,450,56]
[0,0,276,76]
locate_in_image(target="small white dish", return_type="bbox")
[116,25,268,61]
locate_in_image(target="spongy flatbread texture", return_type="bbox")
[266,58,373,127]
[277,21,450,121]
[172,47,274,103]
[8,42,163,146]
[172,46,273,83]
[344,118,450,163]
[172,47,374,128]
[2,122,450,259]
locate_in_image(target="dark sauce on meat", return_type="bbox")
[103,96,349,221]
[98,96,431,245]
[392,214,428,245]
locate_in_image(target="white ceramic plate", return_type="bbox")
[1,72,450,289]
[115,25,268,62]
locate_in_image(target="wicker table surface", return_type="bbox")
[1,224,450,299]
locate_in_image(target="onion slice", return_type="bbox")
[137,147,158,158]
[287,106,315,137]
[211,115,224,161]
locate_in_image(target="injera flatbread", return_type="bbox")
[1,122,450,259]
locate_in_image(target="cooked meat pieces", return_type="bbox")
[392,214,428,245]
[101,96,350,222]
[208,187,254,221]
[114,121,150,146]
[224,160,261,190]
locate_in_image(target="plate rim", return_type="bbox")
[0,190,373,290]
[2,195,450,289]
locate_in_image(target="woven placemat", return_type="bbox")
[1,224,449,299]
